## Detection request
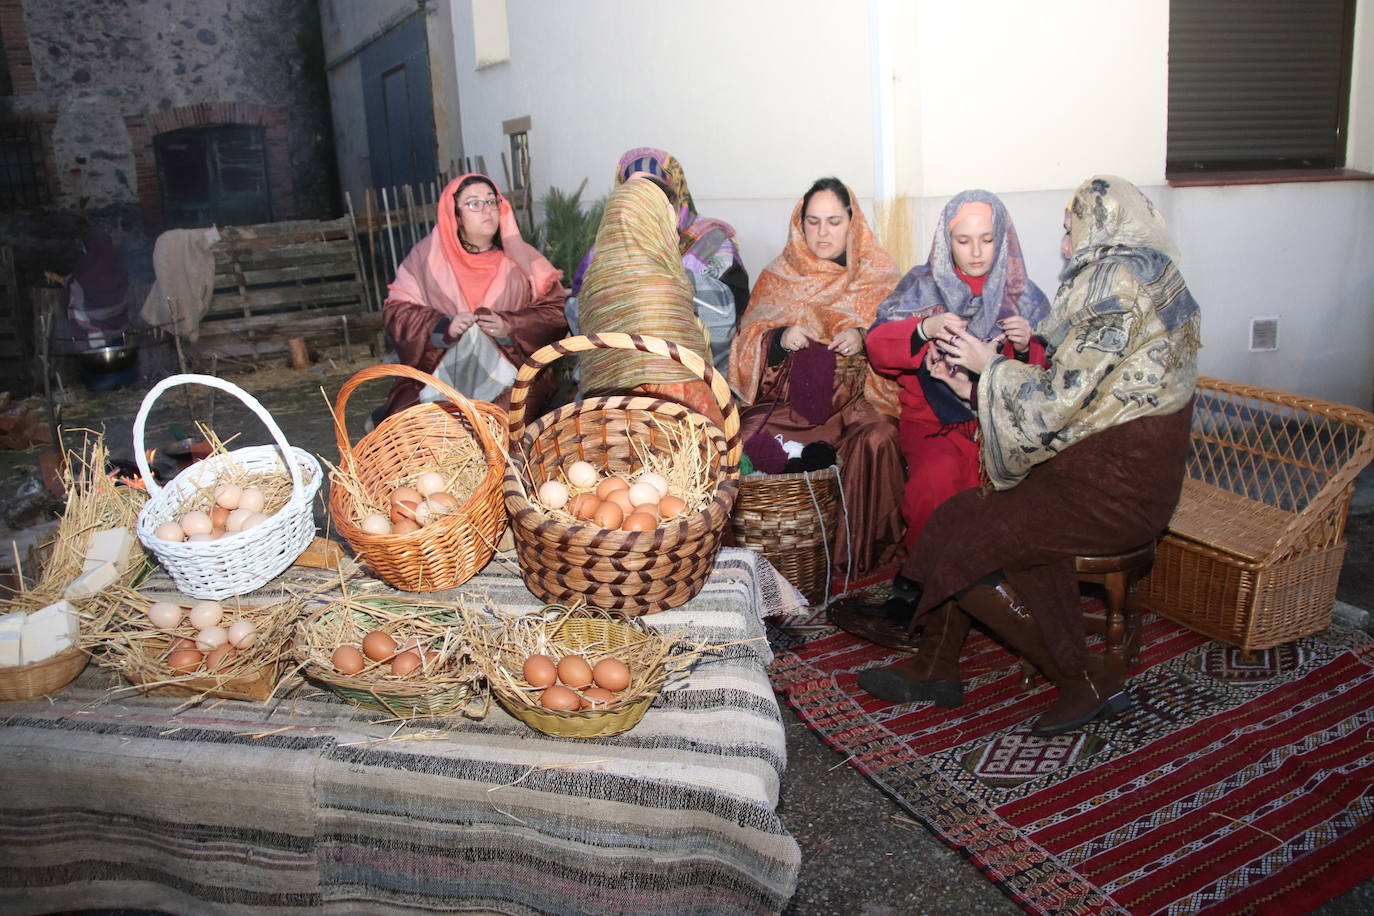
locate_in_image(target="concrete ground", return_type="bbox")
[5,364,1373,915]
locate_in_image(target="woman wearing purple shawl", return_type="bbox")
[830,190,1049,647]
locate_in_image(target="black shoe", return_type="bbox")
[856,665,965,707]
[826,575,923,650]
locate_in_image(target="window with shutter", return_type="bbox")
[1167,0,1357,174]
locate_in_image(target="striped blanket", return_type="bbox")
[0,549,804,915]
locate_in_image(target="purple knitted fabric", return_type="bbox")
[787,341,836,424]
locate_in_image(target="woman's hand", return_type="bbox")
[475,308,510,339]
[447,312,477,339]
[926,346,974,401]
[920,312,967,343]
[940,324,1000,375]
[998,315,1032,354]
[829,327,864,357]
[780,325,818,352]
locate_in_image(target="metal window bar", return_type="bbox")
[0,119,51,209]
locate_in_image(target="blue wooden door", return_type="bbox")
[361,17,437,189]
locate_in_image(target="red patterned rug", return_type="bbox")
[769,602,1374,915]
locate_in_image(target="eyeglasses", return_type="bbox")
[459,197,501,212]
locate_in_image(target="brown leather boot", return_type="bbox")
[855,601,971,707]
[957,582,1132,736]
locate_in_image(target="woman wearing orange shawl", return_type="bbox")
[381,174,567,418]
[727,177,904,589]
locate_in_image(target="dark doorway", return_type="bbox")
[155,124,273,228]
[361,16,437,189]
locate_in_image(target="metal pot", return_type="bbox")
[78,345,139,373]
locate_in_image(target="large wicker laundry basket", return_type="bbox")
[503,333,741,615]
[328,364,507,592]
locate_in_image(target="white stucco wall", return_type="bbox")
[445,0,1373,410]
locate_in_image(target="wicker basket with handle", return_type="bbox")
[504,333,741,615]
[0,645,88,702]
[133,374,322,599]
[328,364,507,592]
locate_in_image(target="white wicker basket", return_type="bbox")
[132,374,322,599]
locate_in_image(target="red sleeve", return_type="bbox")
[1001,336,1049,367]
[866,318,924,375]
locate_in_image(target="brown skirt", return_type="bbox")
[903,402,1194,669]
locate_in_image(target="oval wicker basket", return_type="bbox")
[328,364,507,592]
[731,466,839,606]
[0,645,88,702]
[488,611,676,739]
[133,374,323,600]
[297,597,488,718]
[504,333,741,615]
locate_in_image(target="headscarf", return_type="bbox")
[387,173,563,317]
[871,189,1049,340]
[570,147,741,292]
[728,182,900,407]
[977,175,1200,490]
[578,176,704,391]
[69,228,129,309]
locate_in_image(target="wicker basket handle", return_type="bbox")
[507,333,741,471]
[330,363,493,463]
[132,373,305,499]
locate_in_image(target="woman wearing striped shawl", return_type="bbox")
[577,174,725,429]
[856,176,1200,737]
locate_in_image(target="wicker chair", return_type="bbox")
[1139,377,1374,653]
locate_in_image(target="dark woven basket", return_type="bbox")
[503,333,741,615]
[731,467,839,605]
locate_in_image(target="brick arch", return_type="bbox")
[126,102,292,230]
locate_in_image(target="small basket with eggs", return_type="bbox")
[295,594,488,718]
[326,364,507,592]
[132,375,322,600]
[503,334,741,615]
[82,587,303,702]
[486,605,697,739]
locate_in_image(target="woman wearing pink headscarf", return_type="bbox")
[381,173,568,418]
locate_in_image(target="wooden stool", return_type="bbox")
[1018,542,1157,688]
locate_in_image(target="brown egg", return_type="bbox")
[171,636,198,652]
[569,493,602,520]
[523,654,557,688]
[211,505,231,529]
[390,497,422,524]
[632,502,660,519]
[580,687,619,709]
[658,495,687,518]
[392,518,422,535]
[621,511,658,532]
[557,654,594,689]
[606,489,636,515]
[362,630,397,661]
[391,486,422,506]
[592,657,632,692]
[391,650,423,677]
[168,649,203,674]
[205,644,237,672]
[540,684,581,711]
[427,491,459,512]
[592,500,624,530]
[332,644,366,675]
[596,476,629,499]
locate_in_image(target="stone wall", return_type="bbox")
[0,0,336,282]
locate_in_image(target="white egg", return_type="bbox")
[213,483,242,509]
[238,487,266,514]
[360,514,393,535]
[627,482,660,508]
[537,480,570,510]
[566,461,599,489]
[195,626,228,651]
[637,472,669,499]
[225,508,253,532]
[187,532,214,542]
[226,619,257,648]
[154,521,186,542]
[414,471,445,497]
[145,601,184,628]
[180,511,213,536]
[241,512,270,530]
[188,601,224,629]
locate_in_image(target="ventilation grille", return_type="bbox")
[1250,317,1280,352]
